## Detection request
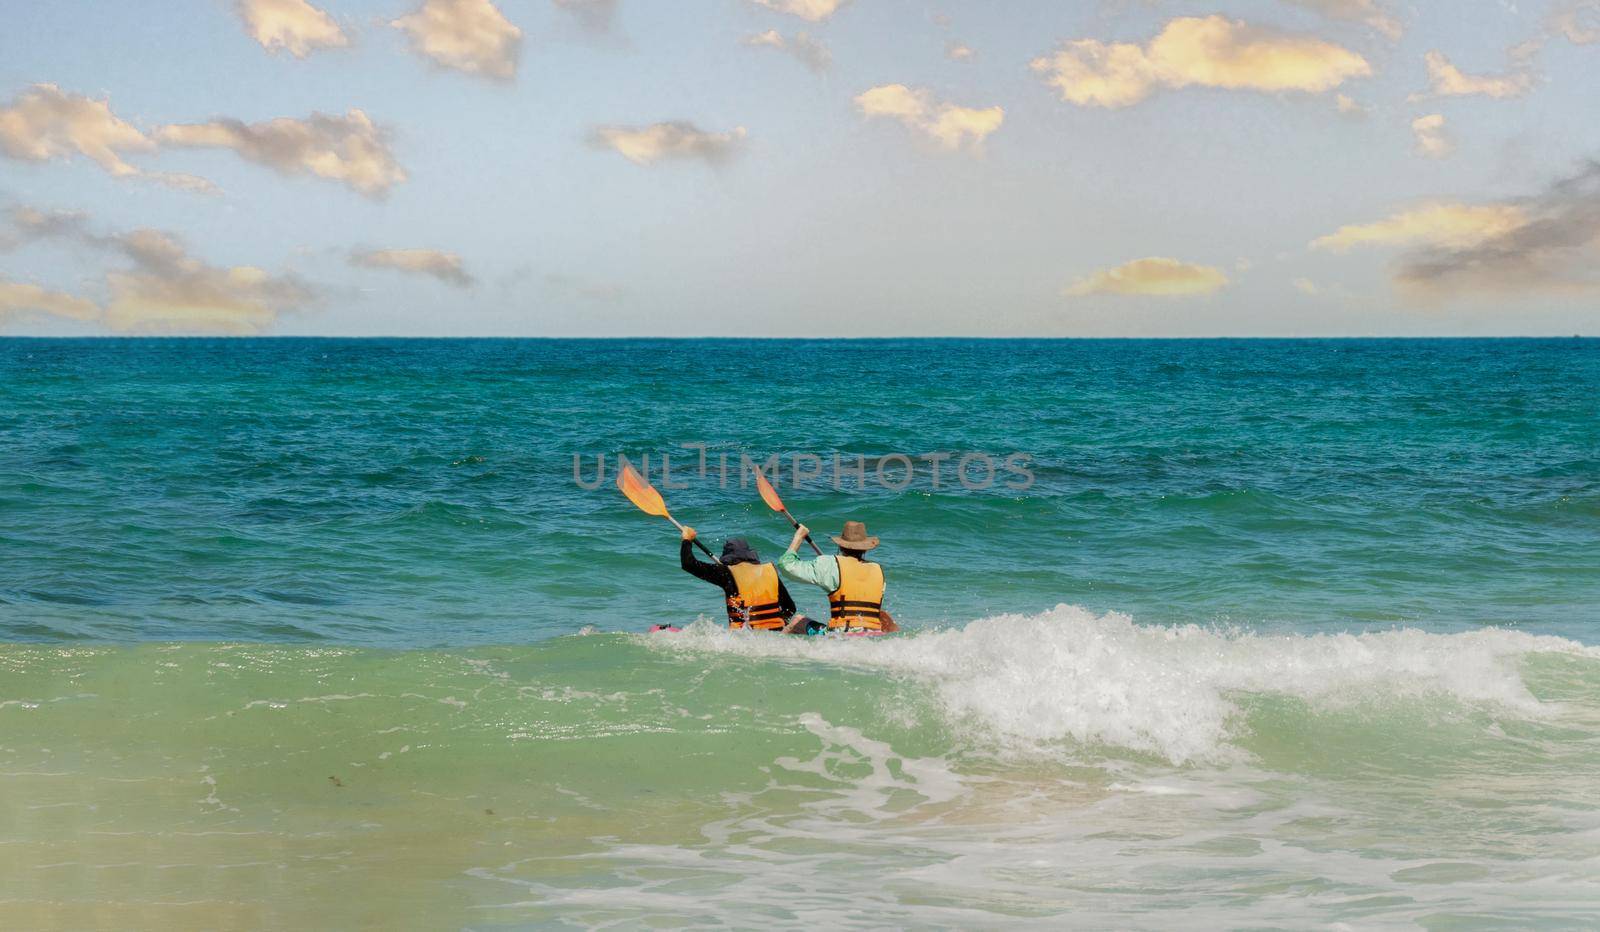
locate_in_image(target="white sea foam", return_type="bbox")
[645,605,1599,763]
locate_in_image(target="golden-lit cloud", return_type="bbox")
[946,41,975,61]
[1292,277,1320,295]
[0,83,154,178]
[236,0,349,58]
[742,29,830,72]
[1418,50,1533,99]
[0,84,219,193]
[1335,93,1365,115]
[392,0,522,80]
[1411,113,1452,159]
[1392,165,1600,299]
[748,0,847,23]
[0,278,100,325]
[351,248,474,287]
[1316,167,1600,301]
[854,84,1003,150]
[1064,257,1230,297]
[4,206,316,333]
[157,109,405,197]
[1308,170,1600,304]
[1031,16,1370,108]
[588,121,747,166]
[1282,0,1402,40]
[102,229,315,334]
[1311,203,1528,252]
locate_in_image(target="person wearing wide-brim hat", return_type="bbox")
[776,520,898,634]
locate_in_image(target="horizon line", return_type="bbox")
[0,334,1591,341]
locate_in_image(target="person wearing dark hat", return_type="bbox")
[777,521,897,634]
[679,527,810,632]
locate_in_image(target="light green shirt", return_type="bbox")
[776,550,840,592]
[776,550,888,597]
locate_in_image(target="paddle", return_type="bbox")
[617,461,720,562]
[753,469,823,556]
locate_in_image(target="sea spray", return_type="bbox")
[646,605,1600,764]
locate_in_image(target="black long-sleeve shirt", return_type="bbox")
[680,541,798,617]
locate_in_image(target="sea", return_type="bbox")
[1,337,1597,928]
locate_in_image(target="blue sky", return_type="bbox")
[2,0,1598,336]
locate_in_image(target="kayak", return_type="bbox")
[646,624,886,637]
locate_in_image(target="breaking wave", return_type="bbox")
[644,604,1600,764]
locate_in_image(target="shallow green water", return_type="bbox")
[2,624,1598,928]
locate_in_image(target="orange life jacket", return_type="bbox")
[726,562,786,630]
[828,555,884,630]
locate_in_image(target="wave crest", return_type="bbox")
[645,605,1598,764]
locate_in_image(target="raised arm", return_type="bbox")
[775,525,838,591]
[678,527,721,585]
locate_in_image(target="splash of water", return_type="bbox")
[646,604,1599,763]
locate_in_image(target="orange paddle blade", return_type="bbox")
[753,469,785,513]
[617,462,667,516]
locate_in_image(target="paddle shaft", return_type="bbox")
[663,511,721,562]
[780,507,825,556]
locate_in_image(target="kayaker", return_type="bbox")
[679,527,811,633]
[777,521,896,634]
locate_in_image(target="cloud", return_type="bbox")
[1064,257,1229,297]
[0,83,154,178]
[1335,92,1365,115]
[1292,277,1320,295]
[588,121,746,166]
[6,205,93,243]
[4,205,317,333]
[1417,50,1533,99]
[552,0,618,33]
[1311,203,1529,252]
[156,109,405,197]
[1390,163,1600,299]
[102,230,316,333]
[1310,171,1600,301]
[0,85,220,193]
[392,0,522,80]
[946,41,975,61]
[1031,16,1370,108]
[743,29,830,71]
[351,248,473,286]
[1281,0,1402,40]
[747,0,847,23]
[853,84,1004,150]
[0,278,100,325]
[1411,113,1453,159]
[1551,1,1600,44]
[236,0,349,58]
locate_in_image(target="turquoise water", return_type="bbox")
[2,338,1598,927]
[4,338,1597,643]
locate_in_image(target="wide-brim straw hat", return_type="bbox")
[831,520,880,551]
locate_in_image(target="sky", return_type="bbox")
[1,0,1598,337]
